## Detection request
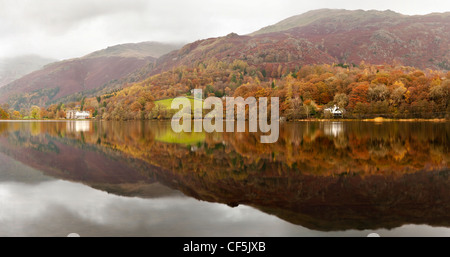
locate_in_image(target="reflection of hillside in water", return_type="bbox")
[0,121,449,231]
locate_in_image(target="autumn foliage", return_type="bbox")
[92,61,449,120]
[1,61,449,120]
[0,107,9,119]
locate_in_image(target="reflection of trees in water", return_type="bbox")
[85,121,450,177]
[0,121,449,231]
[1,121,448,177]
[219,122,449,176]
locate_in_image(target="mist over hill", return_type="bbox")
[0,42,181,109]
[0,55,56,88]
[0,9,448,111]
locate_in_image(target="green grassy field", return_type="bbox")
[153,97,206,145]
[155,130,206,146]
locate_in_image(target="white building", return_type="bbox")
[66,110,90,119]
[75,111,90,119]
[324,105,344,118]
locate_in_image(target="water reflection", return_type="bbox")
[322,122,344,138]
[0,120,449,236]
[66,121,91,133]
[0,180,309,237]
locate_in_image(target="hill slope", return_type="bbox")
[85,41,183,59]
[251,9,405,35]
[0,55,56,88]
[146,9,449,78]
[0,42,181,109]
[150,32,336,76]
[1,10,448,109]
[252,9,450,69]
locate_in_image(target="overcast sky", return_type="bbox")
[0,0,449,60]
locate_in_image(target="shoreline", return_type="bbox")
[0,118,448,123]
[291,118,449,122]
[0,119,95,122]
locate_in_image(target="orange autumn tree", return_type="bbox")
[0,107,10,120]
[348,82,369,109]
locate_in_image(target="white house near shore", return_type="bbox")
[66,110,90,119]
[324,105,344,118]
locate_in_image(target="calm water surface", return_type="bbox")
[0,120,449,237]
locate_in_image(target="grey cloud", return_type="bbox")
[0,0,448,60]
[0,180,305,236]
[0,176,449,236]
[1,0,149,34]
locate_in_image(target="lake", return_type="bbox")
[0,120,449,237]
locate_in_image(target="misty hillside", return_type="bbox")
[0,55,56,88]
[85,41,183,59]
[251,9,450,69]
[149,9,449,77]
[250,9,406,35]
[0,42,181,109]
[1,9,449,110]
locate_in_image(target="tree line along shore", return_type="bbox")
[1,63,449,121]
